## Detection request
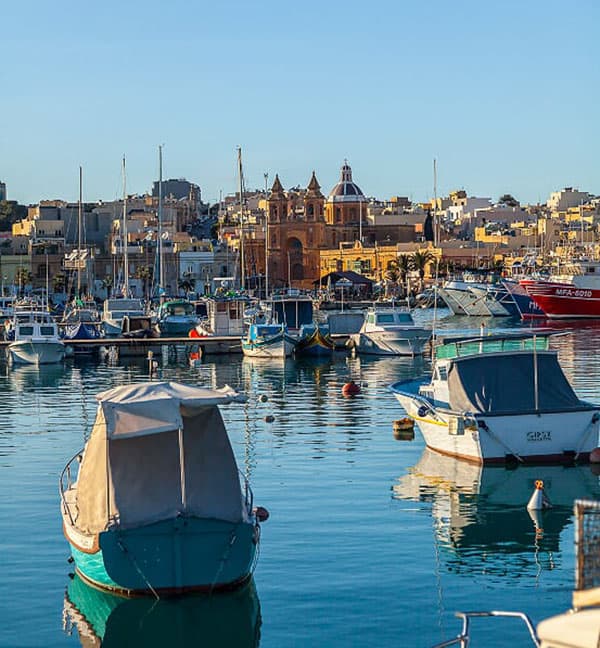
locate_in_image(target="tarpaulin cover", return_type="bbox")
[74,382,247,534]
[447,351,588,415]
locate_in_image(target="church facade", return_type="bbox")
[259,162,416,290]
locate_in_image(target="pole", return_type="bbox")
[533,334,539,411]
[359,198,363,243]
[288,251,291,290]
[433,158,438,248]
[122,156,129,297]
[158,145,164,296]
[77,165,82,298]
[238,147,245,292]
[264,172,269,298]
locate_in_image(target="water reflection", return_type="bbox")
[63,574,261,647]
[393,449,600,578]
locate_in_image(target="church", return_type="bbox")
[259,161,416,290]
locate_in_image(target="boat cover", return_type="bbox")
[447,351,588,414]
[74,382,247,534]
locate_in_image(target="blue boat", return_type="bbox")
[295,323,335,357]
[241,323,296,358]
[60,381,266,595]
[156,299,199,336]
[501,279,546,320]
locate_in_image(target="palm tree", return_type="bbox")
[134,265,153,299]
[15,267,32,297]
[383,260,400,298]
[397,255,411,295]
[101,276,113,299]
[410,250,434,291]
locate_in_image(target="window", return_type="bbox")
[19,326,34,336]
[40,326,55,336]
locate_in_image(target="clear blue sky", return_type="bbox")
[2,0,598,206]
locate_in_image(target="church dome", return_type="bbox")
[327,161,366,203]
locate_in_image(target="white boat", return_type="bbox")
[390,333,600,464]
[438,278,497,316]
[7,308,65,365]
[241,323,296,358]
[349,307,431,356]
[192,298,247,337]
[102,298,146,337]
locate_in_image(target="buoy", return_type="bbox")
[258,394,268,403]
[264,415,275,423]
[342,380,361,397]
[253,506,270,522]
[590,447,600,463]
[527,479,552,511]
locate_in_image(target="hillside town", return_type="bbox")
[0,163,597,303]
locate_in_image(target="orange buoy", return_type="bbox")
[342,380,361,397]
[591,448,600,463]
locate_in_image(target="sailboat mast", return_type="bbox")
[433,158,438,248]
[158,145,164,295]
[77,165,82,298]
[264,172,269,299]
[122,156,129,297]
[238,147,245,292]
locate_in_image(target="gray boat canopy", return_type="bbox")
[74,382,248,535]
[447,351,592,415]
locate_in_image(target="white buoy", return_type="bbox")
[527,479,552,511]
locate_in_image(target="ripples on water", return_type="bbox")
[1,311,599,647]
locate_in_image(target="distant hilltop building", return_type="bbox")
[0,181,6,201]
[547,187,592,212]
[152,178,201,206]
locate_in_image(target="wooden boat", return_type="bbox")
[294,323,335,357]
[60,381,265,595]
[390,333,600,464]
[241,323,296,358]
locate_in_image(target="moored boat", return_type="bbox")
[101,298,146,337]
[390,333,600,464]
[350,307,431,356]
[294,323,335,357]
[156,299,199,336]
[60,381,265,595]
[241,323,296,358]
[7,308,65,365]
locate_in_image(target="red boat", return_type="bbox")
[521,273,600,319]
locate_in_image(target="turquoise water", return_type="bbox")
[1,312,600,647]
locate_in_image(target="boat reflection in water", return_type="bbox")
[393,449,600,577]
[63,573,262,647]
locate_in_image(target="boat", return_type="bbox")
[60,381,265,595]
[267,290,314,333]
[390,332,600,464]
[241,323,296,358]
[156,299,199,336]
[294,322,335,357]
[438,276,517,317]
[521,260,600,319]
[7,307,65,365]
[63,572,262,647]
[101,297,146,337]
[62,298,103,355]
[192,297,247,338]
[349,307,431,356]
[502,278,546,320]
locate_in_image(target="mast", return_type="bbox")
[238,147,245,291]
[433,158,438,248]
[359,198,363,243]
[122,156,129,297]
[264,172,269,298]
[77,166,82,298]
[158,145,164,295]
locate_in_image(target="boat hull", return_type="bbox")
[158,317,198,336]
[241,333,296,358]
[351,329,430,356]
[522,280,600,319]
[502,280,546,320]
[66,516,258,595]
[8,340,65,365]
[438,285,491,316]
[391,388,600,464]
[294,328,335,357]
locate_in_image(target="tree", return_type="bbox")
[134,265,153,299]
[499,194,519,208]
[410,250,434,290]
[397,255,411,293]
[383,260,400,298]
[14,267,32,296]
[178,272,195,296]
[0,201,26,232]
[101,276,113,299]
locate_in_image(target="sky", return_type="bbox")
[1,0,598,206]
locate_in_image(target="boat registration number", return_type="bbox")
[527,430,551,442]
[554,288,592,298]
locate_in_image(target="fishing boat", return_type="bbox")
[62,298,103,354]
[349,307,431,356]
[7,307,65,365]
[191,298,247,337]
[60,381,266,595]
[501,278,546,320]
[294,323,335,357]
[241,323,296,358]
[101,298,146,337]
[521,260,600,319]
[390,333,600,464]
[156,299,199,336]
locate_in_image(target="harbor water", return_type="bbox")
[2,311,600,647]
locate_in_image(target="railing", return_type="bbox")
[59,449,83,527]
[435,334,549,360]
[431,611,539,648]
